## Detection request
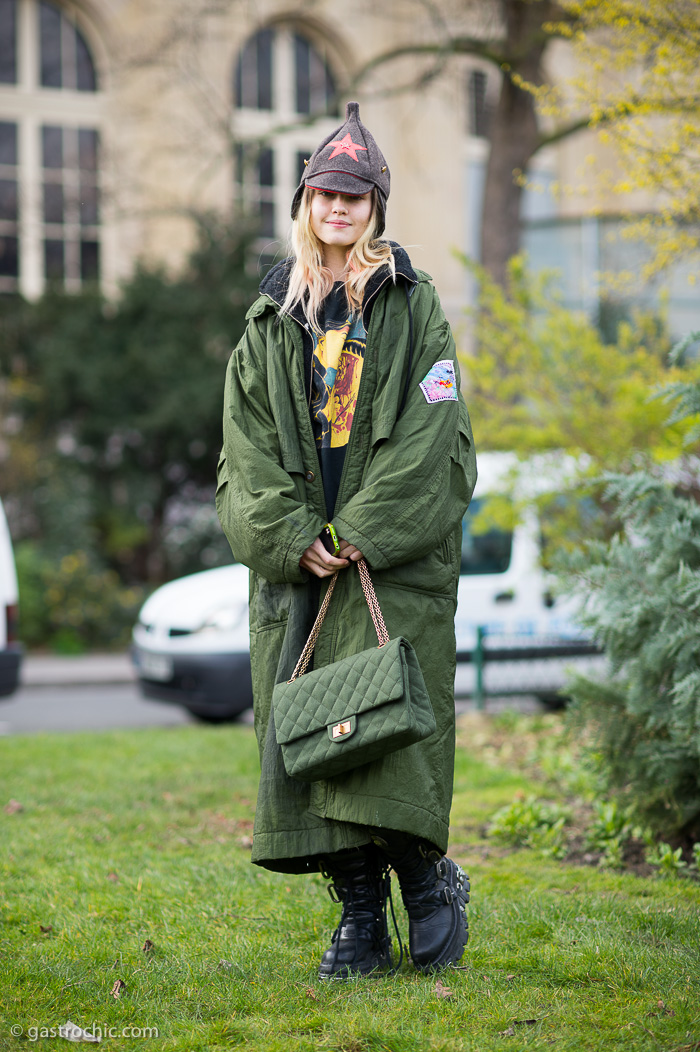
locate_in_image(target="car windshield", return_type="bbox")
[460,497,513,575]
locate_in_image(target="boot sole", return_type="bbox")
[318,952,391,980]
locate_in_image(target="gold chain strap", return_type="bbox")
[289,571,339,681]
[356,557,390,647]
[288,558,389,682]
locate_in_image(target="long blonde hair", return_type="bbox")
[281,187,395,333]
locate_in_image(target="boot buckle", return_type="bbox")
[442,886,455,904]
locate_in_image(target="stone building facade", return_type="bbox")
[4,0,691,329]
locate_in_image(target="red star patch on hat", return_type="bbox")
[327,133,368,162]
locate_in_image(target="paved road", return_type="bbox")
[0,682,202,735]
[0,652,544,736]
[0,682,541,736]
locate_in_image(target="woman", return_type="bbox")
[216,102,477,978]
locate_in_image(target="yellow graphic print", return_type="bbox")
[312,323,365,448]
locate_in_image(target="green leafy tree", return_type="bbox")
[0,219,258,591]
[544,0,700,280]
[457,256,696,548]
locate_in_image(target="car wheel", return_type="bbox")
[536,692,568,711]
[183,707,248,724]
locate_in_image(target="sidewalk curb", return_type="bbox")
[21,653,136,687]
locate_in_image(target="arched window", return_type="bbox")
[234,27,336,117]
[0,0,102,296]
[232,25,340,269]
[39,0,97,91]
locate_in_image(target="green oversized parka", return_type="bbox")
[216,246,477,874]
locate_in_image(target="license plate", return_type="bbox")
[139,652,174,682]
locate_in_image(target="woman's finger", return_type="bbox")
[300,537,349,578]
[311,536,349,567]
[337,538,363,561]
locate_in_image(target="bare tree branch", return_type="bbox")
[350,39,506,90]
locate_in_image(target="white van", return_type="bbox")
[454,451,598,701]
[455,451,584,643]
[0,498,22,698]
[132,451,597,719]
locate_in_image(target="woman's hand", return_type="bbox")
[337,538,363,562]
[300,537,350,579]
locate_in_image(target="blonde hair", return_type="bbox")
[281,187,395,333]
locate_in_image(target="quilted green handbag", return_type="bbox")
[273,559,435,782]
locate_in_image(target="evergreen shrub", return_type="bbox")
[562,337,700,839]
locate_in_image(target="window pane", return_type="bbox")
[460,498,513,575]
[294,34,310,115]
[0,121,17,166]
[234,143,244,184]
[325,62,338,116]
[79,181,98,225]
[0,235,19,276]
[0,179,17,222]
[40,1,62,88]
[258,148,274,188]
[62,125,78,167]
[308,45,334,115]
[44,238,64,280]
[75,26,96,91]
[0,0,17,85]
[39,1,97,93]
[42,125,63,168]
[468,70,490,138]
[256,29,272,110]
[259,199,274,238]
[235,29,273,111]
[39,123,101,288]
[236,39,257,108]
[78,128,98,171]
[80,239,99,280]
[233,48,243,107]
[43,182,64,223]
[295,34,336,116]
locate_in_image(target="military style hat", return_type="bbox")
[291,101,391,233]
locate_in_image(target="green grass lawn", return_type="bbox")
[1,716,699,1051]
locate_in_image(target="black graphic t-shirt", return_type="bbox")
[310,282,367,518]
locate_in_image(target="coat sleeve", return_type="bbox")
[215,315,326,584]
[332,285,477,571]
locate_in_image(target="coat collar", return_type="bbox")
[258,241,418,331]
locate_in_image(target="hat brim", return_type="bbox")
[306,171,374,196]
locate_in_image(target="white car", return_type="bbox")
[132,562,253,721]
[0,498,22,698]
[132,454,598,720]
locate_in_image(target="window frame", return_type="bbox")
[0,0,104,297]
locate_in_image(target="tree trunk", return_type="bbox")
[480,0,561,287]
[480,77,540,286]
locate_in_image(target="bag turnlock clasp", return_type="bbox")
[332,720,352,739]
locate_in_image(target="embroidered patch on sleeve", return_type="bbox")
[419,359,458,403]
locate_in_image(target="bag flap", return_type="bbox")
[273,637,407,745]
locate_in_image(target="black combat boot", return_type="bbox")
[372,832,469,972]
[318,845,393,980]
